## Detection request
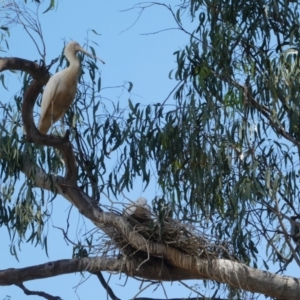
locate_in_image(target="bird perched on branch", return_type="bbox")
[38,41,105,134]
[124,197,151,222]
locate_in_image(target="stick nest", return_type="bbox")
[112,213,238,262]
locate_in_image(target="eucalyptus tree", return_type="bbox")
[1,0,300,299]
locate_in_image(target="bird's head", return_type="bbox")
[136,197,147,206]
[64,41,105,64]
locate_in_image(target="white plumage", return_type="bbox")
[124,197,151,220]
[38,41,104,134]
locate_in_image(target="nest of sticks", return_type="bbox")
[112,212,238,262]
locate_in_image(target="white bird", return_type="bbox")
[124,197,151,221]
[39,41,105,134]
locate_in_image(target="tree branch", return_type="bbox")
[0,256,299,299]
[0,256,188,285]
[22,79,78,184]
[0,56,78,185]
[20,152,64,192]
[92,271,120,300]
[15,283,62,300]
[0,57,48,80]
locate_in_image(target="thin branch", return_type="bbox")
[6,1,46,60]
[119,3,151,34]
[132,282,155,299]
[212,70,300,147]
[15,283,62,300]
[179,280,207,298]
[274,196,300,267]
[125,2,201,42]
[140,27,179,35]
[92,271,120,300]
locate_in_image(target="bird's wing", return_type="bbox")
[39,74,60,122]
[124,204,137,217]
[134,206,151,219]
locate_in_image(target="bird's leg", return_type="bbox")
[51,100,54,133]
[61,117,65,134]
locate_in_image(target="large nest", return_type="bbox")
[112,212,238,262]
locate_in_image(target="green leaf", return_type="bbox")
[89,46,96,58]
[0,74,8,90]
[176,8,181,25]
[91,29,102,36]
[43,0,55,13]
[128,81,133,93]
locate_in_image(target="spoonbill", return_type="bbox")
[124,197,151,221]
[38,41,105,134]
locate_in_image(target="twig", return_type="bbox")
[136,242,150,271]
[132,281,154,299]
[15,283,62,300]
[92,271,120,300]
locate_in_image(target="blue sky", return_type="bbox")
[1,1,298,299]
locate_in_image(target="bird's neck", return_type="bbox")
[67,55,80,70]
[63,56,80,83]
[61,55,80,86]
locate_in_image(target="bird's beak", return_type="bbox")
[77,46,105,64]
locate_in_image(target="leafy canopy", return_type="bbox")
[1,0,300,284]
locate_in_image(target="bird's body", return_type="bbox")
[39,41,104,134]
[124,197,151,221]
[39,65,78,134]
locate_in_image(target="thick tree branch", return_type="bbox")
[0,256,299,299]
[0,256,188,284]
[0,57,48,80]
[20,152,65,192]
[22,79,78,184]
